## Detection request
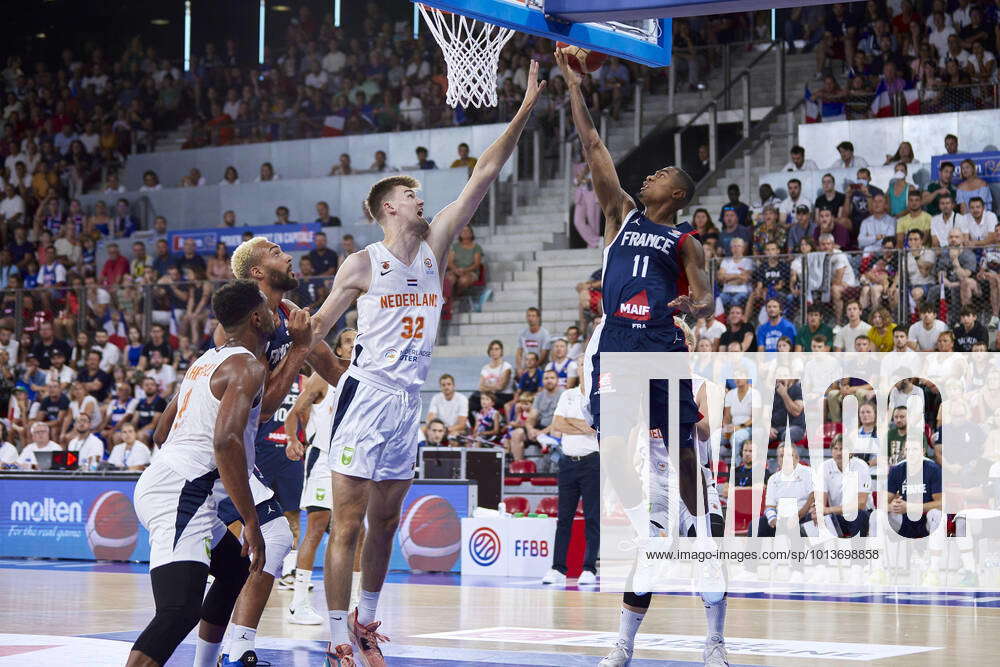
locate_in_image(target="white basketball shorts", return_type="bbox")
[328,375,421,482]
[134,460,227,571]
[301,445,333,510]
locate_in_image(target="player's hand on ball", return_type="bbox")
[243,521,266,574]
[553,49,581,87]
[288,308,312,347]
[286,438,304,461]
[521,60,547,109]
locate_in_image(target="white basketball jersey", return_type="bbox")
[306,382,338,453]
[350,241,442,393]
[157,346,262,482]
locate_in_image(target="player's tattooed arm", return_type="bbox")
[311,250,369,344]
[668,237,715,319]
[554,49,635,246]
[213,353,267,574]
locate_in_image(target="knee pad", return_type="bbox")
[623,591,652,609]
[203,532,251,627]
[710,513,725,538]
[262,517,295,578]
[133,562,208,663]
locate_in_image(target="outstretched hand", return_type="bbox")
[667,294,697,314]
[553,48,581,88]
[520,60,547,109]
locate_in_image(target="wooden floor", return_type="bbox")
[1,562,998,665]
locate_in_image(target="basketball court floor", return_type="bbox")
[1,560,998,666]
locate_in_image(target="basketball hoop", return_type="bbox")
[417,3,516,109]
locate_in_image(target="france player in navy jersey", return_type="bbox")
[554,50,726,667]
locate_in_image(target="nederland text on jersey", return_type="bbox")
[379,293,439,308]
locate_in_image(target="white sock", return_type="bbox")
[193,637,222,667]
[329,609,349,645]
[283,549,298,577]
[705,597,727,643]
[618,607,645,650]
[357,589,380,625]
[292,568,312,607]
[228,625,256,659]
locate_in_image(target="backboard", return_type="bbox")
[413,0,671,68]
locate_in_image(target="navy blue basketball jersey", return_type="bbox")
[264,301,294,371]
[602,209,698,329]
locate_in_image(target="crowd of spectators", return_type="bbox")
[797,0,1000,117]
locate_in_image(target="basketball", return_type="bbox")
[397,495,461,572]
[556,42,608,73]
[86,491,139,561]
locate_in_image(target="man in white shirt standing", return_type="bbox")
[817,435,872,537]
[93,330,121,372]
[964,197,998,247]
[782,145,819,172]
[828,141,869,169]
[908,302,948,351]
[18,422,63,469]
[930,194,967,247]
[542,366,598,586]
[817,233,859,326]
[66,413,105,468]
[425,374,469,437]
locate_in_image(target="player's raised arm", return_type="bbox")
[426,61,546,261]
[213,353,268,573]
[311,250,370,343]
[554,49,636,245]
[282,299,349,390]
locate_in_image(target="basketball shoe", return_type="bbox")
[221,650,270,666]
[598,639,633,666]
[324,642,356,667]
[703,638,730,666]
[346,607,389,667]
[286,601,325,625]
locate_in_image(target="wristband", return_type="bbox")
[765,507,777,522]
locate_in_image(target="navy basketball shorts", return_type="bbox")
[254,443,305,514]
[585,318,698,442]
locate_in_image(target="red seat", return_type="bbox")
[504,496,530,514]
[732,487,765,536]
[715,460,730,484]
[530,476,557,486]
[510,460,536,475]
[823,422,842,448]
[536,496,559,516]
[504,477,523,486]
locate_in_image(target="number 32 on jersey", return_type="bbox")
[401,316,425,339]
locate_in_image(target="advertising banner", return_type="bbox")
[461,517,556,577]
[931,151,1000,182]
[0,477,150,561]
[167,223,320,255]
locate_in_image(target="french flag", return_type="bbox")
[903,83,920,115]
[804,86,819,123]
[821,99,846,122]
[870,78,892,117]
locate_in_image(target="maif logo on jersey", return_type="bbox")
[618,290,651,321]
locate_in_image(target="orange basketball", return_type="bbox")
[86,490,139,561]
[397,495,461,572]
[557,42,608,74]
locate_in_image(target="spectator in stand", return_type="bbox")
[329,153,354,176]
[418,419,448,449]
[751,184,783,226]
[757,298,797,352]
[426,374,469,437]
[256,162,279,182]
[965,197,999,246]
[368,150,398,174]
[896,191,933,247]
[478,340,514,410]
[778,178,810,224]
[146,350,177,398]
[31,321,71,369]
[694,316,726,351]
[930,229,978,308]
[719,304,757,352]
[140,324,173,369]
[221,166,240,185]
[814,172,847,223]
[512,352,544,404]
[176,239,207,276]
[752,209,787,255]
[134,376,166,444]
[771,377,806,449]
[92,330,120,372]
[718,207,752,256]
[273,206,294,225]
[829,141,869,169]
[717,238,752,309]
[720,440,771,498]
[306,231,339,277]
[66,413,105,467]
[398,85,425,128]
[516,307,551,372]
[206,242,233,282]
[909,301,948,351]
[783,145,819,172]
[688,144,711,183]
[315,201,342,227]
[929,194,965,248]
[29,380,69,441]
[16,422,61,470]
[413,146,437,170]
[573,163,602,249]
[956,159,993,214]
[508,369,564,462]
[883,141,915,166]
[722,377,755,454]
[786,205,816,254]
[77,350,113,403]
[151,239,172,278]
[903,229,937,305]
[858,192,896,254]
[564,326,583,359]
[107,422,151,470]
[139,170,162,192]
[450,143,478,170]
[866,307,896,352]
[65,380,100,431]
[445,227,484,298]
[338,234,358,264]
[833,301,872,351]
[672,19,706,92]
[690,208,720,245]
[545,338,578,390]
[953,305,989,351]
[795,306,834,351]
[944,134,959,155]
[718,184,750,226]
[978,247,1000,328]
[923,161,957,217]
[99,381,137,444]
[472,392,503,444]
[814,208,851,250]
[96,243,126,288]
[45,350,74,387]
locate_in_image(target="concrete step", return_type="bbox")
[535,248,602,263]
[438,327,578,352]
[510,265,595,283]
[454,306,579,325]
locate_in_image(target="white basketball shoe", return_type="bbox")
[703,637,730,666]
[598,639,633,666]
[286,602,325,625]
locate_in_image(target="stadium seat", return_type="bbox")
[504,476,523,486]
[715,460,730,484]
[530,476,557,486]
[503,496,530,514]
[536,496,559,516]
[732,487,765,536]
[510,460,536,475]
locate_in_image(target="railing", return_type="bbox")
[803,82,1000,124]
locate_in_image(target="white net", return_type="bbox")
[417,3,516,109]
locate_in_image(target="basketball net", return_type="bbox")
[417,3,516,108]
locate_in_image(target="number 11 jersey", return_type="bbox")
[350,241,442,393]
